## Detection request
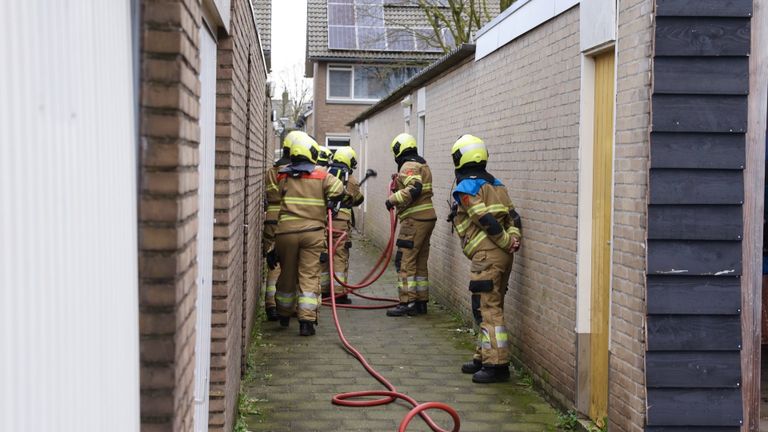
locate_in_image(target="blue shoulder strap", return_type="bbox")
[452,178,504,204]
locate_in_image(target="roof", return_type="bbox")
[347,43,475,126]
[305,0,447,76]
[252,0,271,70]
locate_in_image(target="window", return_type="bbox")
[327,64,421,102]
[328,67,353,98]
[326,136,351,152]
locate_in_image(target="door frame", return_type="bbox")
[575,43,617,419]
[742,0,768,428]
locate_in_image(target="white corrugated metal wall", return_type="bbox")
[0,2,140,431]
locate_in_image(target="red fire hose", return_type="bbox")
[325,208,461,432]
[321,179,401,310]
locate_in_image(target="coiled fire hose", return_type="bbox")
[324,194,461,431]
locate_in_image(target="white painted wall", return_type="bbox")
[193,23,217,432]
[0,2,139,431]
[579,0,616,51]
[475,0,580,60]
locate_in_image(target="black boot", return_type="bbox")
[461,359,482,374]
[279,316,290,328]
[472,365,510,383]
[266,307,279,322]
[415,300,428,315]
[299,320,316,336]
[336,294,352,304]
[386,302,417,317]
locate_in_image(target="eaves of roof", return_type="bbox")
[346,43,475,126]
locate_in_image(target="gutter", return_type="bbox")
[346,44,476,126]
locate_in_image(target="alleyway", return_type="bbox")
[244,236,561,431]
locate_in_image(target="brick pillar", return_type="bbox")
[138,1,202,431]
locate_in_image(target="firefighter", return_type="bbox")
[325,147,365,304]
[274,132,345,336]
[262,130,297,321]
[385,133,436,317]
[448,134,521,383]
[316,146,334,292]
[317,146,332,167]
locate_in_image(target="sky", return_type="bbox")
[270,0,312,98]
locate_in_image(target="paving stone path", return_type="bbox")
[245,235,561,432]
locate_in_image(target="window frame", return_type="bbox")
[325,134,351,152]
[326,63,419,104]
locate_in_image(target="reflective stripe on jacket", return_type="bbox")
[453,180,521,258]
[275,168,344,234]
[388,160,436,221]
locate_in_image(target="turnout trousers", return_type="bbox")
[395,218,436,303]
[469,248,513,366]
[322,220,350,296]
[275,228,326,322]
[263,223,280,309]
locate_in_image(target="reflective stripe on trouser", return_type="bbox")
[468,247,513,366]
[414,276,429,302]
[264,276,278,309]
[275,228,325,322]
[395,218,435,303]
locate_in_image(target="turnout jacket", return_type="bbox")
[388,157,436,221]
[452,177,521,258]
[328,163,364,222]
[275,163,345,234]
[265,158,291,224]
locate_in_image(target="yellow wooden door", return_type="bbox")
[589,50,615,425]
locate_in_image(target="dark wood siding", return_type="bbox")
[646,1,752,429]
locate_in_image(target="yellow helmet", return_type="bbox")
[317,147,333,166]
[332,147,357,169]
[390,133,417,158]
[289,131,320,164]
[451,134,488,169]
[282,130,300,151]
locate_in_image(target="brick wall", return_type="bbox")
[608,0,652,430]
[210,0,268,430]
[354,3,653,428]
[138,0,201,430]
[313,62,370,145]
[138,0,268,431]
[356,7,582,408]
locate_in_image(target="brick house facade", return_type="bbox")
[304,0,459,148]
[350,0,767,429]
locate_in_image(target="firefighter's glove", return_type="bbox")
[327,199,341,217]
[385,200,395,211]
[266,249,279,270]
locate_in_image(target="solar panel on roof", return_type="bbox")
[327,0,445,52]
[386,28,415,51]
[414,28,441,51]
[328,3,355,25]
[329,25,357,49]
[355,3,384,26]
[358,26,387,50]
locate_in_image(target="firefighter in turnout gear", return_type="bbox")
[317,145,337,292]
[317,146,332,167]
[262,130,297,321]
[449,134,521,383]
[324,147,365,304]
[274,131,345,336]
[385,133,436,317]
